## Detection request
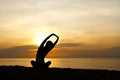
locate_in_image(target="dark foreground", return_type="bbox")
[0,66,120,80]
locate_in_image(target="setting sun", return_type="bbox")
[34,37,45,46]
[33,33,59,46]
[33,32,50,46]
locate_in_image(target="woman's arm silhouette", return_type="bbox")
[39,33,59,48]
[51,34,59,48]
[40,34,54,48]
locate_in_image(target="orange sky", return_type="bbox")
[0,0,120,58]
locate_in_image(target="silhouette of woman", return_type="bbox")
[31,33,59,68]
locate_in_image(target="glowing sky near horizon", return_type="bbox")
[0,0,120,50]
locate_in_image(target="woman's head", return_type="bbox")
[46,40,53,47]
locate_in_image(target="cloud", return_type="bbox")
[0,45,120,58]
[49,46,120,58]
[57,43,84,47]
[0,45,38,58]
[100,46,120,58]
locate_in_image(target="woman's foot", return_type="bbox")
[31,60,51,68]
[45,61,51,67]
[31,60,36,68]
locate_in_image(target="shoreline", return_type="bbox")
[0,66,120,80]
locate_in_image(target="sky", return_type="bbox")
[0,0,120,58]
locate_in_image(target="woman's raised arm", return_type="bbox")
[52,34,59,47]
[40,33,55,47]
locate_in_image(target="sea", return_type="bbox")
[0,58,120,71]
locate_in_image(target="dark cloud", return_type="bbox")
[57,42,84,47]
[0,44,120,58]
[100,46,120,58]
[48,46,120,58]
[0,45,38,58]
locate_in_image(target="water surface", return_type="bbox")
[0,58,120,71]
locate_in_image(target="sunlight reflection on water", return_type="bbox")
[0,58,120,71]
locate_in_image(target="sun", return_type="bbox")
[33,32,50,46]
[33,32,58,46]
[33,36,58,46]
[34,37,45,46]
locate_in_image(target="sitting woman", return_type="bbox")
[31,33,59,68]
